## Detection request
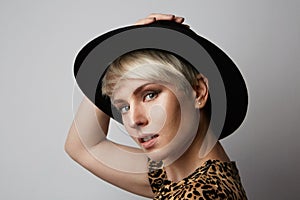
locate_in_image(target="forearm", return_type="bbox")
[65,97,109,156]
[65,96,148,180]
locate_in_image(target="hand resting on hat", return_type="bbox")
[135,13,185,25]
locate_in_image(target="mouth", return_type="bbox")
[138,134,159,149]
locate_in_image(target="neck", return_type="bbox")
[163,113,230,182]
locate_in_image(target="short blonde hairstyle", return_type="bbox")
[101,49,199,97]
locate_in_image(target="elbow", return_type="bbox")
[64,139,83,163]
[64,130,81,161]
[64,137,75,160]
[64,139,72,156]
[64,123,84,161]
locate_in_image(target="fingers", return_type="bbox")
[135,17,156,25]
[174,16,185,23]
[148,13,177,21]
[135,13,185,25]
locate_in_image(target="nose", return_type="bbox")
[128,103,148,128]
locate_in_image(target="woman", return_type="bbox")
[66,14,248,199]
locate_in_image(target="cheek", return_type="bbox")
[143,104,167,134]
[136,104,167,134]
[165,98,181,125]
[163,92,198,136]
[120,104,167,136]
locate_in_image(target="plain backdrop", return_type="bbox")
[1,0,299,199]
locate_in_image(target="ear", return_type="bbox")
[194,73,209,109]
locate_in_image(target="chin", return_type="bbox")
[145,146,177,163]
[146,151,167,162]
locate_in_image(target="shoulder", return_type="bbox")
[147,159,248,200]
[194,160,248,199]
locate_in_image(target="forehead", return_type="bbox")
[111,79,155,101]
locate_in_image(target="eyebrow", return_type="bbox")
[112,82,154,104]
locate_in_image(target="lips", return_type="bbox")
[138,134,159,149]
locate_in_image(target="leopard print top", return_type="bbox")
[148,160,247,199]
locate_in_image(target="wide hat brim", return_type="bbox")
[74,20,248,139]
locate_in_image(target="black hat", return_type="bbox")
[74,20,248,139]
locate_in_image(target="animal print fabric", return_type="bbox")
[148,160,247,199]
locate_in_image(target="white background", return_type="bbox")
[1,0,299,199]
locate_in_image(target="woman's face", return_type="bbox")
[112,78,200,161]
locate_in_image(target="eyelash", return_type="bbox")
[118,105,130,114]
[116,90,160,114]
[143,91,159,102]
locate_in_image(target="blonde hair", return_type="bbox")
[101,49,199,97]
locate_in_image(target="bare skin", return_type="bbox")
[65,97,153,197]
[135,13,185,25]
[161,74,230,182]
[65,14,229,198]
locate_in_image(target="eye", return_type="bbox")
[144,91,158,102]
[118,105,130,114]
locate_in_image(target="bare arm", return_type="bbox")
[65,13,186,198]
[65,97,154,198]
